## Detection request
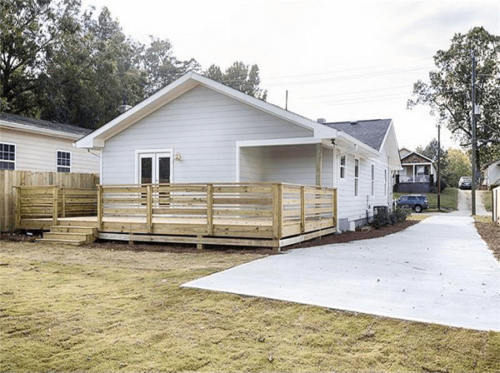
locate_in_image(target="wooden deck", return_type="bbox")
[16,183,338,250]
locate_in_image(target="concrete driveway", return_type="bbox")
[183,215,500,331]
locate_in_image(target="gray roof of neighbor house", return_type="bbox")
[323,119,392,152]
[0,112,92,137]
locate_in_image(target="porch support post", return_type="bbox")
[97,185,103,231]
[316,144,323,187]
[272,183,283,240]
[413,164,415,181]
[300,186,306,233]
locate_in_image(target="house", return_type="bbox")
[395,149,437,193]
[76,72,401,231]
[0,113,100,173]
[483,158,500,189]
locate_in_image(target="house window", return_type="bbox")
[384,170,387,196]
[340,155,346,179]
[371,165,375,196]
[0,143,15,170]
[57,151,71,173]
[354,159,359,197]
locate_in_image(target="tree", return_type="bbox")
[416,138,449,171]
[142,37,200,97]
[446,148,472,187]
[204,61,267,100]
[0,0,80,116]
[36,7,145,128]
[408,27,500,171]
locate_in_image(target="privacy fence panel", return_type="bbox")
[0,170,98,232]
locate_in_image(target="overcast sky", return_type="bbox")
[81,0,499,151]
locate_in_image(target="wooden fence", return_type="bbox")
[1,170,98,232]
[493,186,500,225]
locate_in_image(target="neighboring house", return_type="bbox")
[76,72,401,231]
[395,149,437,193]
[483,158,500,188]
[0,113,100,173]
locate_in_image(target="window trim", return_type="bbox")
[354,158,359,197]
[134,149,173,184]
[340,155,346,179]
[56,150,72,173]
[0,141,16,170]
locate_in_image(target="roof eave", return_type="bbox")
[0,120,87,140]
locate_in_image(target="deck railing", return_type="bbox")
[15,186,97,227]
[97,182,337,240]
[16,183,337,242]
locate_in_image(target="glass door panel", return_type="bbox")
[139,153,154,184]
[157,155,171,184]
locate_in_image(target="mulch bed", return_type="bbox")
[1,220,419,254]
[475,222,500,261]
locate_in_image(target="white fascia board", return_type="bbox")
[0,121,85,140]
[75,73,199,149]
[190,73,337,138]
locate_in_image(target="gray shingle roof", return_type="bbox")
[0,112,92,137]
[323,119,392,151]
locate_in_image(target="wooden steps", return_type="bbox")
[39,226,98,245]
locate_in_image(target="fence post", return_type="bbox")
[97,185,103,231]
[272,183,283,240]
[15,187,21,229]
[300,186,306,234]
[207,184,214,236]
[147,185,153,233]
[52,186,59,226]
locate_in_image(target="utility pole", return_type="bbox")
[437,124,441,211]
[471,51,477,216]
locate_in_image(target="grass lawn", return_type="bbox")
[1,241,500,371]
[480,190,493,212]
[394,188,459,211]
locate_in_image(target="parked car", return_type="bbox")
[396,195,429,213]
[459,176,472,190]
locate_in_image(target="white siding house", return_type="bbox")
[0,114,100,173]
[76,72,401,230]
[483,158,500,188]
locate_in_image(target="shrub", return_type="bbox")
[371,208,409,229]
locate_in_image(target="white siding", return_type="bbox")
[257,145,333,187]
[102,85,312,184]
[0,127,100,173]
[239,147,263,182]
[337,147,392,224]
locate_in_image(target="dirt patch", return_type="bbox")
[286,220,419,250]
[475,221,500,261]
[2,220,420,254]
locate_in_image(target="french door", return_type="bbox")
[138,152,172,184]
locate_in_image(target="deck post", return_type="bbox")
[272,183,283,240]
[61,189,66,218]
[206,184,214,236]
[52,186,59,226]
[147,185,153,233]
[97,185,103,231]
[300,186,306,233]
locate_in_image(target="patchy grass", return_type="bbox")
[480,190,493,212]
[1,241,500,371]
[407,214,431,221]
[475,216,500,261]
[395,188,458,211]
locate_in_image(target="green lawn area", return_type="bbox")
[394,188,459,211]
[481,190,493,212]
[1,241,499,371]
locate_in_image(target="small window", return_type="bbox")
[371,165,375,196]
[0,143,15,170]
[354,159,359,197]
[57,151,71,173]
[340,155,346,179]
